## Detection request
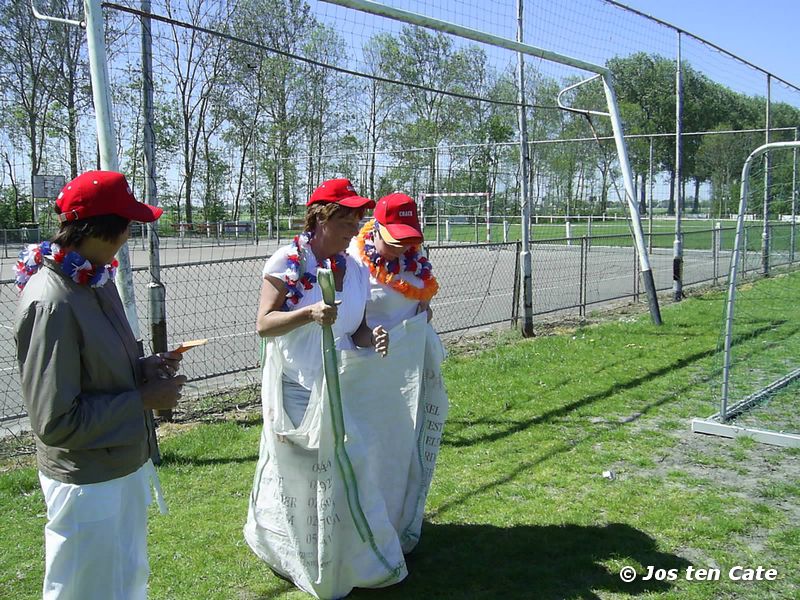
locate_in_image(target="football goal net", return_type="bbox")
[420,192,499,243]
[693,140,800,447]
[318,0,662,326]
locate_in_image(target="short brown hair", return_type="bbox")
[303,203,363,232]
[51,210,131,248]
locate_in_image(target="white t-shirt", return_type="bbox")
[347,239,425,332]
[263,245,369,389]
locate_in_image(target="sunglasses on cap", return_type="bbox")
[377,225,420,249]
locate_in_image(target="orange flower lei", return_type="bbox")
[356,219,439,302]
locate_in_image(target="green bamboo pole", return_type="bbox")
[317,269,398,575]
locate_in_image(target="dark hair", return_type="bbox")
[51,210,131,248]
[303,203,363,232]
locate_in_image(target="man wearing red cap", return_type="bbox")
[14,170,186,599]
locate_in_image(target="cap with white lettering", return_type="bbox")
[374,193,423,241]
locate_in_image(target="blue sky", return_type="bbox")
[619,0,800,86]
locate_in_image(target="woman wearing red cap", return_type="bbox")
[246,178,397,597]
[13,170,186,599]
[252,178,388,425]
[348,192,448,554]
[350,192,438,327]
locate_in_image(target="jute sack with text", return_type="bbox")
[244,313,445,598]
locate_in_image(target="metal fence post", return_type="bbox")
[84,0,141,338]
[275,163,281,245]
[511,240,521,326]
[713,222,721,285]
[648,137,654,254]
[762,74,771,276]
[516,0,533,337]
[792,127,798,263]
[142,0,169,427]
[485,193,491,242]
[579,236,587,317]
[436,199,441,244]
[743,225,749,277]
[673,31,684,302]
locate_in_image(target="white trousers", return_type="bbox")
[38,460,166,600]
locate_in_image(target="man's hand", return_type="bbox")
[141,351,183,381]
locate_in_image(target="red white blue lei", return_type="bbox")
[361,220,433,280]
[280,232,345,310]
[14,241,118,291]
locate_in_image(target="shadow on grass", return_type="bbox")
[427,321,800,518]
[348,522,690,600]
[446,320,792,449]
[157,449,259,467]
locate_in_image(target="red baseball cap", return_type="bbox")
[374,193,423,241]
[308,178,375,209]
[55,170,163,223]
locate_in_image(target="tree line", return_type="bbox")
[1,0,798,231]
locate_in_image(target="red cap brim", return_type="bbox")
[384,222,423,240]
[337,195,376,209]
[120,202,163,223]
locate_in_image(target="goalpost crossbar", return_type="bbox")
[420,192,494,242]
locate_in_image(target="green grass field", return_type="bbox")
[427,220,800,255]
[1,279,799,599]
[126,217,799,257]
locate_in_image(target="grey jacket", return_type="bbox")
[15,260,157,484]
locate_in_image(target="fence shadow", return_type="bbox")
[444,320,790,450]
[350,522,691,599]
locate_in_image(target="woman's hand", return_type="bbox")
[371,325,389,357]
[308,300,340,327]
[141,351,183,382]
[417,301,433,322]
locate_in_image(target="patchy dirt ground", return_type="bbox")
[614,398,800,569]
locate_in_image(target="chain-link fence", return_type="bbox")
[0,228,42,258]
[3,1,799,232]
[0,239,523,451]
[6,222,800,455]
[3,0,800,454]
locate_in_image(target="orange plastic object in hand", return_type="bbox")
[172,338,208,354]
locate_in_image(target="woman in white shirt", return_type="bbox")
[255,178,388,426]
